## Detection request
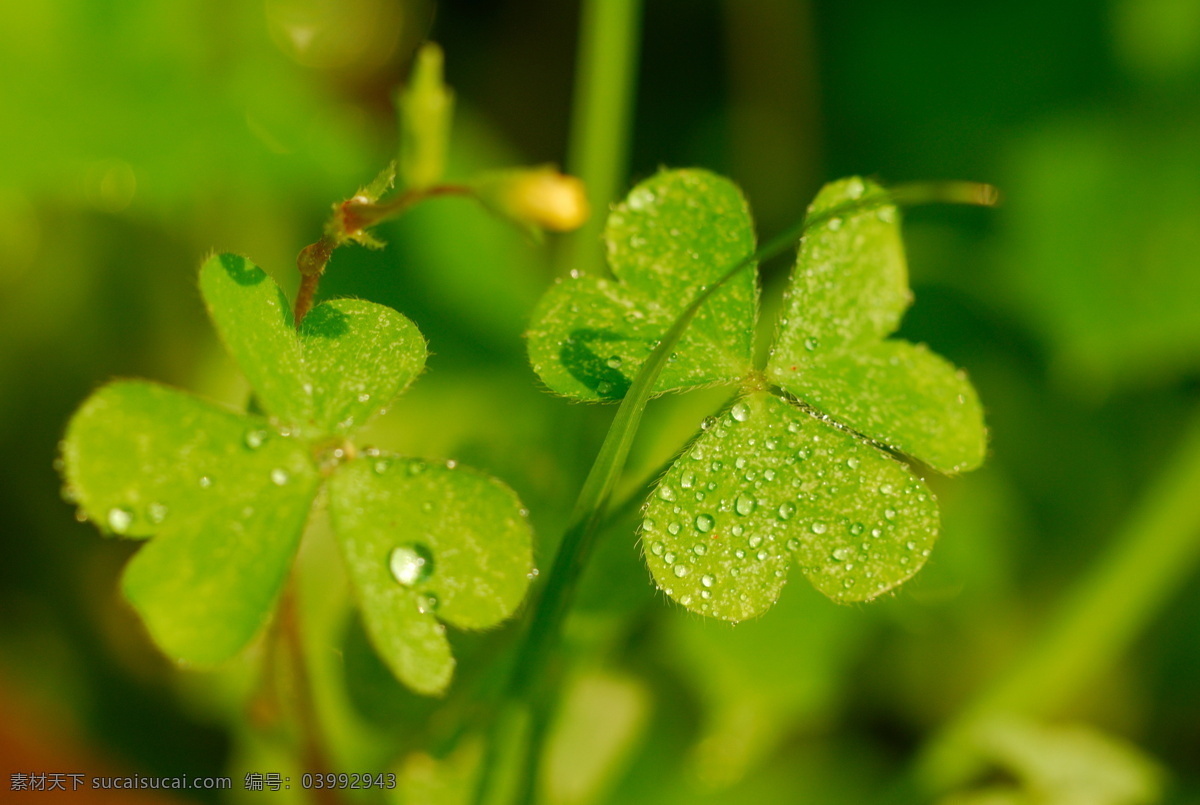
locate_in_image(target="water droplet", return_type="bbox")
[735,494,756,516]
[700,574,715,588]
[763,468,776,481]
[417,593,439,614]
[244,428,269,450]
[270,468,290,486]
[786,537,801,551]
[905,540,917,550]
[692,543,707,556]
[778,502,797,520]
[658,485,676,502]
[827,217,843,231]
[664,551,677,564]
[880,483,894,495]
[606,356,623,369]
[731,524,745,537]
[597,381,613,395]
[408,460,427,476]
[673,564,690,578]
[849,522,866,536]
[649,542,665,557]
[357,392,371,403]
[146,502,168,524]
[198,476,213,488]
[734,549,746,559]
[389,544,433,586]
[810,521,827,534]
[373,458,392,474]
[832,547,853,562]
[730,402,751,422]
[107,507,134,534]
[695,514,714,533]
[667,522,681,535]
[756,550,769,561]
[884,508,897,520]
[846,457,861,470]
[796,448,811,461]
[680,471,696,489]
[804,337,819,351]
[748,534,763,549]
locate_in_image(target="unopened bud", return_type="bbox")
[475,166,589,233]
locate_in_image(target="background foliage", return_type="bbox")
[2,0,1199,803]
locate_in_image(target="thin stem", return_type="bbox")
[558,0,643,276]
[278,581,343,805]
[917,406,1200,794]
[292,184,474,326]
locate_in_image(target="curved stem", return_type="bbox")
[293,184,474,326]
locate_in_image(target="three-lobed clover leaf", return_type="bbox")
[62,253,533,694]
[527,170,986,620]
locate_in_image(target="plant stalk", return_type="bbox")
[558,0,643,277]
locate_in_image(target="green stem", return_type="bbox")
[558,0,643,276]
[917,407,1200,793]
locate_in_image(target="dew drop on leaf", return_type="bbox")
[270,468,290,486]
[389,544,434,587]
[695,513,715,533]
[730,402,751,422]
[243,428,269,450]
[107,506,134,534]
[734,494,756,516]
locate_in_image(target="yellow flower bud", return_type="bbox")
[476,166,590,232]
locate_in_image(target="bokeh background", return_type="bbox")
[3,0,1199,803]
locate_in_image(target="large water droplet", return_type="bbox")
[107,507,134,534]
[810,521,827,534]
[734,494,756,516]
[650,541,665,556]
[695,514,714,533]
[778,501,797,520]
[804,337,820,351]
[389,544,434,586]
[658,485,676,502]
[701,574,714,588]
[673,564,690,578]
[680,471,696,489]
[730,402,750,422]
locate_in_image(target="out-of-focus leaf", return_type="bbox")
[199,253,310,426]
[59,381,319,663]
[299,298,426,435]
[328,455,534,694]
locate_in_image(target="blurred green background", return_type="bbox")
[2,0,1200,803]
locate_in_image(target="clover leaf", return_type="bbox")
[526,170,986,619]
[61,253,533,694]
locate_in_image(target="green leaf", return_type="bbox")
[767,178,986,473]
[328,455,534,694]
[526,169,757,400]
[199,253,311,426]
[299,298,426,435]
[62,380,313,539]
[641,391,938,618]
[60,381,319,663]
